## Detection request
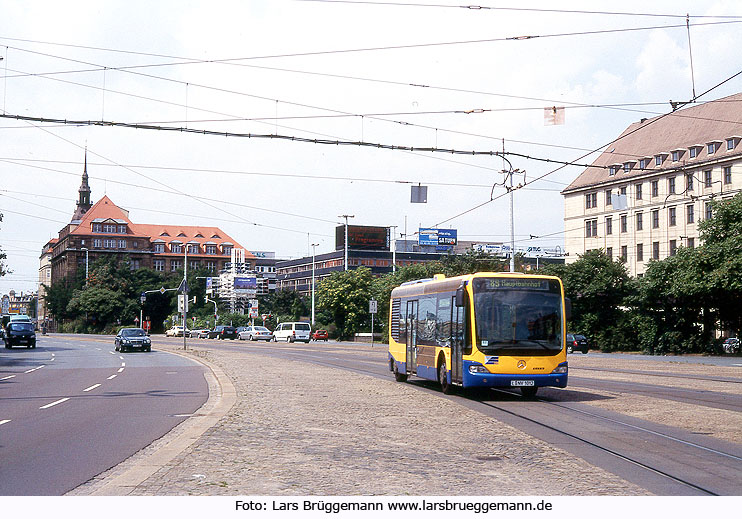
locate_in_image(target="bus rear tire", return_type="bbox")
[439,361,454,395]
[521,386,538,398]
[392,360,408,382]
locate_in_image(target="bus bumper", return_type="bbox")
[462,360,568,389]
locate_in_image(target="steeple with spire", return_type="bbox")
[71,149,93,222]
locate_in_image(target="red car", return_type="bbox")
[311,329,329,341]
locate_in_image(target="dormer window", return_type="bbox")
[726,137,740,151]
[688,145,702,158]
[671,149,683,162]
[638,158,650,170]
[655,154,665,166]
[160,231,170,237]
[707,141,722,154]
[623,162,635,173]
[608,165,620,176]
[177,232,187,237]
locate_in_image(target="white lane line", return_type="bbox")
[1,375,16,380]
[107,374,117,380]
[23,365,45,373]
[83,384,102,392]
[121,362,125,367]
[96,348,102,351]
[0,419,11,426]
[108,351,116,355]
[117,367,124,373]
[39,397,70,409]
[119,356,124,360]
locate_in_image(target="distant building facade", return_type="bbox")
[562,93,742,277]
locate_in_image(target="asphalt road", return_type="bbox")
[0,334,208,496]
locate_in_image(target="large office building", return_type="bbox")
[563,93,742,277]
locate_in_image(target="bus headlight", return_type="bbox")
[469,365,489,374]
[551,362,568,374]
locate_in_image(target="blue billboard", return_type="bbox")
[419,228,457,247]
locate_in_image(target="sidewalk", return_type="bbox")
[70,340,648,496]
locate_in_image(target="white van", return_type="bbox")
[273,322,311,343]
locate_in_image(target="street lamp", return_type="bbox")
[338,214,354,271]
[80,247,89,286]
[311,243,319,325]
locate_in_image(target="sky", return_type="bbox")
[1,0,742,295]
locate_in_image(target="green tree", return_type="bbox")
[316,267,375,339]
[0,213,9,278]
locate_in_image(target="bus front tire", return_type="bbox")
[392,360,408,382]
[438,362,454,395]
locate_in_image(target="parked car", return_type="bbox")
[238,326,273,341]
[166,326,189,337]
[273,322,311,343]
[115,327,152,352]
[189,328,211,339]
[208,325,238,340]
[311,329,329,341]
[723,338,740,354]
[4,321,36,349]
[566,333,589,354]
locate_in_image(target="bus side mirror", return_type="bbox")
[455,286,465,307]
[565,298,572,320]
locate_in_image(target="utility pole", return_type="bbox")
[338,214,354,271]
[80,247,89,286]
[183,245,188,350]
[390,225,398,272]
[311,243,319,325]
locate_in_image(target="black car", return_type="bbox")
[208,325,238,340]
[566,333,589,354]
[115,327,152,352]
[4,322,36,349]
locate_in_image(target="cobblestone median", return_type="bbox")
[109,344,648,496]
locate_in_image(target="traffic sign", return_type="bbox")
[369,299,378,314]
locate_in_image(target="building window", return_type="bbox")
[623,162,633,173]
[605,216,613,235]
[609,166,618,176]
[189,260,200,270]
[206,261,216,271]
[187,244,199,254]
[689,147,698,158]
[637,243,644,262]
[686,174,694,191]
[668,176,676,194]
[620,245,628,263]
[686,204,695,224]
[154,243,165,253]
[669,240,677,256]
[103,223,117,233]
[93,238,102,248]
[585,219,598,238]
[687,237,695,249]
[606,247,613,260]
[170,260,181,272]
[620,214,627,233]
[103,239,116,248]
[669,207,677,226]
[223,246,233,256]
[672,150,680,162]
[708,142,718,154]
[154,259,164,271]
[724,166,732,184]
[652,209,659,229]
[129,259,140,271]
[705,201,713,220]
[118,225,127,234]
[704,170,713,188]
[635,183,643,200]
[636,212,643,231]
[651,180,659,197]
[171,244,183,254]
[653,241,660,260]
[92,223,102,232]
[206,245,217,255]
[585,193,597,209]
[727,138,736,151]
[655,155,663,166]
[639,158,648,170]
[605,190,612,206]
[118,239,126,249]
[133,241,138,249]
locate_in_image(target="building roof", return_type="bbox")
[68,195,144,236]
[132,223,252,257]
[563,92,742,193]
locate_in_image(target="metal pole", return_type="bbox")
[390,226,397,273]
[371,312,374,347]
[509,169,515,273]
[183,245,187,350]
[311,243,318,325]
[339,215,354,271]
[81,248,89,286]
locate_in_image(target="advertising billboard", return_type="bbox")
[335,225,390,251]
[418,228,457,247]
[234,276,257,295]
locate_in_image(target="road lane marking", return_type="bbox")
[83,384,102,392]
[24,365,45,373]
[119,356,124,360]
[107,374,117,380]
[0,419,11,426]
[39,397,70,409]
[121,362,125,367]
[1,375,16,380]
[117,367,124,373]
[109,351,116,355]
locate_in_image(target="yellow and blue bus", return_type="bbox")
[388,272,569,397]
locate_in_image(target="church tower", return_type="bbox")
[71,150,93,222]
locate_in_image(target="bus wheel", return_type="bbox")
[521,386,538,398]
[392,360,408,382]
[438,361,454,395]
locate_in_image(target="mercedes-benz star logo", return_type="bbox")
[517,360,527,370]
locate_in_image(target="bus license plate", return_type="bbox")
[511,380,534,387]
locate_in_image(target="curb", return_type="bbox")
[69,346,237,496]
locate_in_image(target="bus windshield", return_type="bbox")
[472,278,562,355]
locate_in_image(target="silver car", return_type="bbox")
[238,326,273,341]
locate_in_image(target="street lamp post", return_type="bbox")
[311,243,319,325]
[338,214,354,271]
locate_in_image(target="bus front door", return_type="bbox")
[406,300,418,375]
[451,301,463,384]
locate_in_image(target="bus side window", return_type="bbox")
[461,292,472,355]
